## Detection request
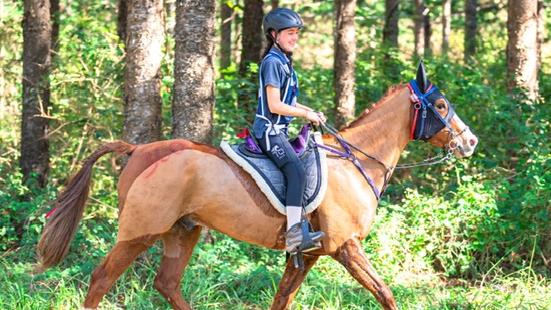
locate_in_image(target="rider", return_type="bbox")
[252,8,326,254]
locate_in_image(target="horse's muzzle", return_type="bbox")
[452,127,478,158]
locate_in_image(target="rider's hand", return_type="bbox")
[306,111,326,126]
[317,111,327,123]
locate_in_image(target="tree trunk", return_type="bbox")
[122,0,164,144]
[536,0,545,74]
[50,0,60,52]
[237,0,263,110]
[334,0,356,128]
[239,0,263,76]
[382,0,400,83]
[414,0,425,58]
[233,4,241,66]
[382,0,399,48]
[117,0,127,43]
[220,0,233,70]
[21,0,52,188]
[172,0,215,143]
[506,0,539,101]
[442,0,451,56]
[271,0,278,10]
[464,0,477,62]
[424,6,432,57]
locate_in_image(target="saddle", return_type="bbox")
[220,125,328,215]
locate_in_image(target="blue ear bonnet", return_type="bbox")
[409,80,456,141]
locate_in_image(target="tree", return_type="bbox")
[334,0,356,128]
[424,6,432,57]
[122,0,164,145]
[172,0,216,143]
[382,0,399,48]
[271,0,278,9]
[237,0,263,110]
[50,0,60,52]
[21,0,52,187]
[464,0,478,62]
[220,1,233,70]
[239,0,264,76]
[382,0,400,83]
[117,0,127,43]
[506,0,539,101]
[442,0,451,56]
[414,0,425,58]
[536,0,545,73]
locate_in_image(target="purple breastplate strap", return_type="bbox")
[314,137,382,200]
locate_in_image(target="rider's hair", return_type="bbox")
[261,34,275,59]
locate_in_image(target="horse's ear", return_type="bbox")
[416,60,428,93]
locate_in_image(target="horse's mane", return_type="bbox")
[342,84,406,130]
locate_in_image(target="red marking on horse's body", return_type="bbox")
[169,140,190,152]
[143,162,159,179]
[138,148,187,180]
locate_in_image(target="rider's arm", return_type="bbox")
[295,102,314,112]
[266,86,323,124]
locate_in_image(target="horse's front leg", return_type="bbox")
[270,254,319,310]
[332,239,398,310]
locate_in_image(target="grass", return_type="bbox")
[1,234,550,310]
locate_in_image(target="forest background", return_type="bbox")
[1,0,550,309]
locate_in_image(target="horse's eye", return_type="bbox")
[437,103,446,110]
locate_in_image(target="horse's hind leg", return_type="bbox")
[270,254,319,310]
[332,239,398,310]
[83,235,158,308]
[154,224,202,310]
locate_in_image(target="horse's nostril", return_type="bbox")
[469,138,477,146]
[450,140,457,148]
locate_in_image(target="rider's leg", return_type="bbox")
[280,158,306,231]
[259,131,324,253]
[280,159,323,252]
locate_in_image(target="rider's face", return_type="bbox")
[274,27,300,53]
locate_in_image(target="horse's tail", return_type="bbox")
[36,141,136,272]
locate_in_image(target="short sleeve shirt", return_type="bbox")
[252,47,299,138]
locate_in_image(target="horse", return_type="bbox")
[37,63,478,310]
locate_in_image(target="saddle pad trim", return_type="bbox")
[220,132,328,215]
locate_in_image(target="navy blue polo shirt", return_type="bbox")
[252,47,299,139]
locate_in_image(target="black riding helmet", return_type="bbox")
[263,8,304,35]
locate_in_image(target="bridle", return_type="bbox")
[315,81,468,200]
[407,80,472,157]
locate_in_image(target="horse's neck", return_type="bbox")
[338,86,411,175]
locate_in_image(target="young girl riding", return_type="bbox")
[252,8,326,254]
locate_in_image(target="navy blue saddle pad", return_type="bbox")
[220,132,328,215]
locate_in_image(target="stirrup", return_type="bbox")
[286,219,324,254]
[298,219,324,253]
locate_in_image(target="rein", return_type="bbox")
[316,123,390,200]
[315,82,460,200]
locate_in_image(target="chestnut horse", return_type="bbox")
[37,65,478,309]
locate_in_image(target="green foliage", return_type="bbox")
[214,64,257,144]
[1,0,550,308]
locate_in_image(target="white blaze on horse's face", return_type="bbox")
[428,98,479,158]
[449,115,478,158]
